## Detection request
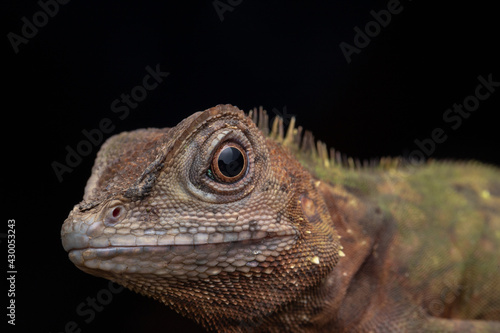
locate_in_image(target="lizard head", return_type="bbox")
[61,104,341,328]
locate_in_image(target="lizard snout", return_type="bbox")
[61,208,102,252]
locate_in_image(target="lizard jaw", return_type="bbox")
[66,235,297,278]
[62,211,298,278]
[62,219,296,252]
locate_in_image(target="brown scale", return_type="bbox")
[62,105,500,332]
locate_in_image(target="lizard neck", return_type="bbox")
[304,180,395,331]
[227,180,393,332]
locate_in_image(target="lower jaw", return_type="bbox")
[68,235,297,277]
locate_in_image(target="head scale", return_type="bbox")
[61,104,341,329]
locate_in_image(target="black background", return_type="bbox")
[2,1,499,332]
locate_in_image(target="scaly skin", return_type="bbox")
[61,105,500,332]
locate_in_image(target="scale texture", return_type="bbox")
[61,104,500,332]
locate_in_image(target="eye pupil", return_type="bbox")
[105,204,125,226]
[218,147,244,177]
[112,207,121,218]
[210,143,248,183]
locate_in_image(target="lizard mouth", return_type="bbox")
[63,229,295,252]
[66,235,297,278]
[62,213,297,252]
[62,212,298,277]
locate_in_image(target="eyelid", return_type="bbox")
[186,122,259,203]
[206,129,234,156]
[102,201,126,226]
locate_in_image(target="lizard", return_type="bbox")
[61,104,500,332]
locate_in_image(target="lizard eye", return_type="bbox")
[104,203,126,226]
[209,142,248,183]
[187,120,263,202]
